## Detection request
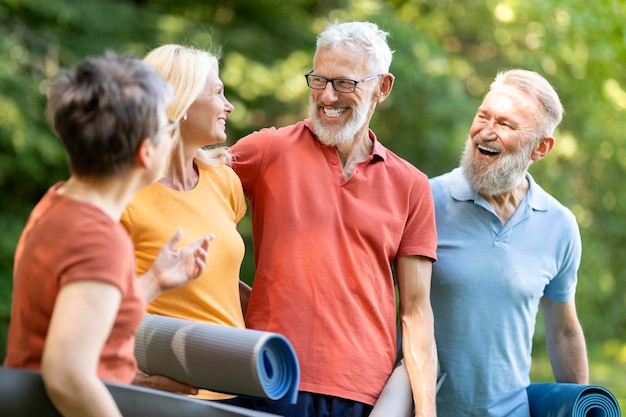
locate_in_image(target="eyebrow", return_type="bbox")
[476,108,522,128]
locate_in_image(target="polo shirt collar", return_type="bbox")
[369,130,387,162]
[304,118,386,162]
[449,167,548,212]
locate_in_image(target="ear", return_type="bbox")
[375,73,395,103]
[135,137,153,168]
[531,136,555,161]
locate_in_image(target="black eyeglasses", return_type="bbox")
[304,70,383,93]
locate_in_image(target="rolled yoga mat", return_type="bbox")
[527,383,621,417]
[134,314,300,404]
[0,366,279,417]
[369,361,413,417]
[369,359,446,417]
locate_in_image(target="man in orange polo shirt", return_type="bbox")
[230,21,438,417]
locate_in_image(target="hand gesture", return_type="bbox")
[142,229,213,301]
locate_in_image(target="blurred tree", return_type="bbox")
[0,1,624,391]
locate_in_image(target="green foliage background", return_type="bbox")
[1,0,625,407]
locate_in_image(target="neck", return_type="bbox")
[57,175,139,221]
[480,177,529,225]
[160,143,199,191]
[334,129,373,180]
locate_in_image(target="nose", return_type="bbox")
[479,121,497,140]
[317,81,339,102]
[224,97,234,114]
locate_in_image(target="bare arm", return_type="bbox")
[540,296,588,383]
[42,281,123,417]
[395,255,437,417]
[138,229,213,303]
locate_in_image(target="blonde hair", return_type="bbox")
[144,44,231,167]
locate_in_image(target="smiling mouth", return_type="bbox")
[478,144,501,156]
[322,107,347,118]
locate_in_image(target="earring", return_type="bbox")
[182,113,188,121]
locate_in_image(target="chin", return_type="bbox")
[207,135,226,145]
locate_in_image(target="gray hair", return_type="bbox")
[490,69,564,137]
[315,21,394,75]
[46,51,172,177]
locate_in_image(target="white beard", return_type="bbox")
[460,134,535,196]
[309,95,371,146]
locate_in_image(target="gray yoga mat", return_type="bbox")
[0,366,279,417]
[369,361,413,417]
[135,314,300,404]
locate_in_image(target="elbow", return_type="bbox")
[41,358,81,409]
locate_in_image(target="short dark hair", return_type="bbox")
[45,51,172,177]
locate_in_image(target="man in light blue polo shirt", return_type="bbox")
[430,69,589,417]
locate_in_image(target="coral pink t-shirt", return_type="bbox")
[231,120,437,405]
[4,183,145,383]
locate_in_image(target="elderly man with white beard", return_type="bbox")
[229,21,438,417]
[430,69,589,417]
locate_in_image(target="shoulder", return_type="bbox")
[123,183,161,222]
[429,168,461,188]
[428,168,475,213]
[235,120,309,146]
[199,163,236,178]
[128,182,160,202]
[231,121,314,171]
[429,168,465,196]
[528,175,578,225]
[85,215,132,250]
[199,164,243,189]
[56,208,133,273]
[380,147,429,184]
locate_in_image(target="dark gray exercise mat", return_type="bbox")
[0,366,280,417]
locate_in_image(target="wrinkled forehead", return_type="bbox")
[313,45,370,78]
[481,85,539,118]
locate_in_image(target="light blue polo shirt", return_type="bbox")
[430,167,581,417]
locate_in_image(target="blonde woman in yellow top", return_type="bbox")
[121,44,249,400]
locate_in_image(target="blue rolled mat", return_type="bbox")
[527,383,621,417]
[135,314,300,404]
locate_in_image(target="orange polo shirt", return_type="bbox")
[231,120,437,405]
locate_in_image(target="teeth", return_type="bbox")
[478,144,500,154]
[323,108,346,118]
